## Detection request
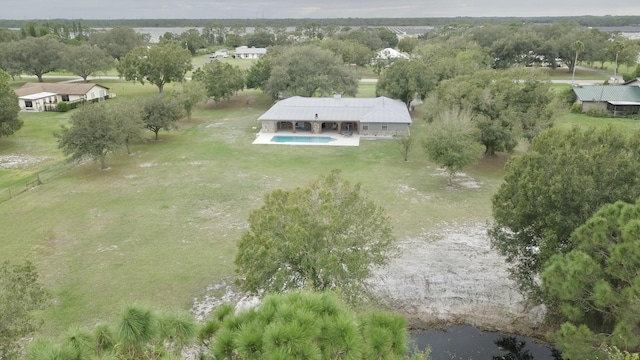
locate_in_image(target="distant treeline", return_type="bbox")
[1,16,640,29]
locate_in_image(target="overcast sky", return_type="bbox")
[1,0,639,19]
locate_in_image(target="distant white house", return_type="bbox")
[257,95,412,136]
[210,49,229,58]
[14,83,113,112]
[374,48,409,61]
[234,46,267,59]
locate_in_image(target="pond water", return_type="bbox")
[410,325,561,359]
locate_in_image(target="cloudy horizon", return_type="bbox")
[1,0,639,20]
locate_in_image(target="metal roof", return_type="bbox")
[235,46,267,55]
[608,100,640,106]
[257,96,412,124]
[18,91,57,100]
[573,85,640,103]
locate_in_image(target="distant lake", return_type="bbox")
[93,26,640,43]
[126,26,433,42]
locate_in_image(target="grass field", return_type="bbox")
[1,75,638,338]
[542,67,609,80]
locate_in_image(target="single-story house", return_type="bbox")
[573,85,640,115]
[210,49,229,58]
[374,48,409,61]
[14,82,113,112]
[257,95,412,136]
[234,46,267,59]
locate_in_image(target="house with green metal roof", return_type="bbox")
[573,84,640,115]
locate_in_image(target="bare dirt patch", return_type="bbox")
[429,167,483,189]
[0,154,51,169]
[191,280,259,322]
[190,222,538,335]
[370,222,536,334]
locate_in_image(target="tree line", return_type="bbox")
[2,15,640,29]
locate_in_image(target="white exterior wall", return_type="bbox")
[54,86,108,103]
[86,86,107,100]
[238,53,262,59]
[19,95,57,112]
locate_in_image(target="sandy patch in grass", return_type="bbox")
[0,154,51,169]
[429,167,483,189]
[191,222,536,334]
[191,280,259,322]
[369,221,538,333]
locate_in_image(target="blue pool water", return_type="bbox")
[271,135,336,143]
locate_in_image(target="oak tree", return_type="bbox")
[422,108,481,186]
[117,43,192,93]
[245,57,272,92]
[264,45,359,99]
[0,69,22,137]
[89,27,147,60]
[170,80,208,121]
[62,44,114,82]
[235,170,397,302]
[57,101,142,170]
[110,99,145,155]
[191,61,244,103]
[5,36,64,82]
[141,93,184,140]
[434,68,555,155]
[376,59,435,109]
[490,126,640,297]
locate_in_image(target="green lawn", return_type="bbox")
[1,79,637,339]
[542,67,609,80]
[557,112,640,132]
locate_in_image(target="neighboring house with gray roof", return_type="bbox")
[257,95,412,136]
[14,82,113,112]
[573,84,640,115]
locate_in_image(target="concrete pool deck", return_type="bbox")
[252,131,360,146]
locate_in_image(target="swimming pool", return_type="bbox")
[271,135,337,144]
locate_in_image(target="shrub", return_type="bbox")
[56,102,70,112]
[559,87,577,106]
[570,103,583,113]
[585,108,610,118]
[68,100,86,110]
[622,64,640,82]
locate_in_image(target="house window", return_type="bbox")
[362,124,369,130]
[381,123,388,131]
[61,95,70,102]
[25,100,33,108]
